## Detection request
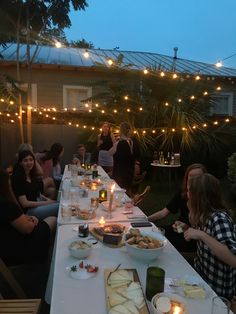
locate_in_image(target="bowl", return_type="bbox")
[124,229,167,262]
[151,293,187,314]
[68,240,92,259]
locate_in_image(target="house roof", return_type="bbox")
[1,42,236,77]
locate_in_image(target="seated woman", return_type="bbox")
[11,150,59,220]
[148,163,207,253]
[182,173,236,301]
[0,169,56,266]
[36,143,64,190]
[72,144,91,166]
[18,143,56,199]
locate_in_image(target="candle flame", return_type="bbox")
[99,216,105,226]
[111,184,115,193]
[173,306,181,314]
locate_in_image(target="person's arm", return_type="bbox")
[110,132,116,144]
[184,228,236,267]
[148,207,170,222]
[18,195,56,209]
[109,141,118,156]
[11,214,38,234]
[97,134,102,147]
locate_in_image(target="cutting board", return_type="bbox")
[104,269,149,314]
[90,225,126,248]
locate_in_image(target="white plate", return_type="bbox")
[166,275,211,299]
[66,259,99,280]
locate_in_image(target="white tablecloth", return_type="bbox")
[47,224,218,314]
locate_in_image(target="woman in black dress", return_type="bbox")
[110,122,137,194]
[0,169,56,265]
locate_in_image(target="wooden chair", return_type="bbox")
[132,185,151,207]
[0,299,41,314]
[0,258,41,313]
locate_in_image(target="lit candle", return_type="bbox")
[108,184,115,213]
[91,182,97,191]
[99,216,105,227]
[173,305,181,314]
[99,188,107,201]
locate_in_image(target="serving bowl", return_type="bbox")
[151,292,187,314]
[124,229,167,262]
[68,240,92,259]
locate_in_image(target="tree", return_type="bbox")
[69,38,94,48]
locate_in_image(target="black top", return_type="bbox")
[0,197,50,265]
[166,190,189,224]
[11,171,43,202]
[112,139,136,190]
[99,133,113,151]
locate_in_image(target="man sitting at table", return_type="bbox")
[72,144,91,165]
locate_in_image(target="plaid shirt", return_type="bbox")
[194,210,236,299]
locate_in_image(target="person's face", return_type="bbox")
[21,155,34,172]
[78,147,85,155]
[102,124,109,132]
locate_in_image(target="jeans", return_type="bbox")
[27,202,59,220]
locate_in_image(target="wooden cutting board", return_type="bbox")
[90,225,126,248]
[104,269,149,314]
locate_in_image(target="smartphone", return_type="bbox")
[130,222,152,228]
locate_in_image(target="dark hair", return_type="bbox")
[182,163,207,198]
[0,169,19,204]
[16,150,37,180]
[42,143,63,166]
[188,173,224,227]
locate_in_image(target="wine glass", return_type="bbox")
[211,296,230,314]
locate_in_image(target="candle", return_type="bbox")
[91,182,97,191]
[99,188,107,201]
[108,184,115,216]
[173,305,181,314]
[99,216,105,227]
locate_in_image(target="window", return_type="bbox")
[210,92,233,116]
[63,85,92,110]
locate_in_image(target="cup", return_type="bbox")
[145,267,165,301]
[211,296,230,314]
[61,203,72,222]
[70,164,78,177]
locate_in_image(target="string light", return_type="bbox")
[160,72,165,77]
[83,50,89,58]
[55,41,62,49]
[143,69,148,75]
[195,75,201,80]
[215,60,223,68]
[107,58,113,66]
[172,73,178,79]
[124,95,129,100]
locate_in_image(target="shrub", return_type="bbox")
[227,153,236,182]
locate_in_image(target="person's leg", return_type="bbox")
[43,177,57,200]
[27,203,59,220]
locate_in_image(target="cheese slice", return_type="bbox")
[109,291,127,307]
[123,300,139,314]
[183,286,206,299]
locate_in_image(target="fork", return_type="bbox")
[107,263,122,283]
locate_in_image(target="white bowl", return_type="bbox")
[151,293,187,314]
[68,240,92,259]
[124,230,167,262]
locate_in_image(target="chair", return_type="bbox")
[0,258,41,314]
[132,185,151,206]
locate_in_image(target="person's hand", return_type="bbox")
[72,157,80,165]
[27,215,38,226]
[184,227,203,241]
[172,220,189,233]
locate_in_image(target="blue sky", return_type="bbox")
[65,0,236,68]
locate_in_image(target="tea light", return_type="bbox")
[97,178,101,184]
[173,305,182,314]
[99,216,105,227]
[91,182,97,191]
[99,188,107,201]
[81,162,85,169]
[87,163,91,170]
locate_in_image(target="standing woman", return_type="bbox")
[184,173,236,300]
[97,122,115,174]
[11,150,59,220]
[0,169,56,265]
[110,122,137,194]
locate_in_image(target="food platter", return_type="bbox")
[66,259,99,280]
[90,224,126,248]
[105,268,149,314]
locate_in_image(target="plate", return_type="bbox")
[66,259,99,280]
[166,275,211,299]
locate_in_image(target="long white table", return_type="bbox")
[48,223,219,314]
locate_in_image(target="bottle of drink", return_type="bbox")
[92,164,98,179]
[170,152,175,165]
[167,152,171,165]
[153,151,158,164]
[159,151,165,164]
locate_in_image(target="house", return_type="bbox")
[1,42,236,116]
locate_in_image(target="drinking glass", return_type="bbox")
[211,296,230,314]
[61,203,72,222]
[145,267,165,301]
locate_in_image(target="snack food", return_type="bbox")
[94,224,125,236]
[125,228,163,249]
[183,285,206,299]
